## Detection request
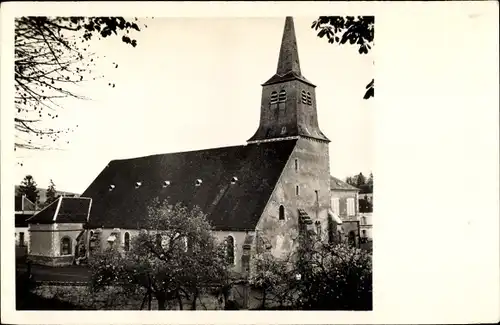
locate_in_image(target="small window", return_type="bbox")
[331,197,340,215]
[135,182,142,189]
[195,179,203,186]
[19,232,25,247]
[270,91,278,104]
[279,205,285,220]
[362,230,367,237]
[124,232,130,251]
[306,92,312,105]
[61,237,72,255]
[361,216,367,225]
[347,198,355,216]
[225,236,235,264]
[295,185,300,196]
[280,126,286,134]
[294,158,299,172]
[301,90,307,104]
[315,190,319,204]
[278,89,286,102]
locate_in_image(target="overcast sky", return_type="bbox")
[14,17,373,193]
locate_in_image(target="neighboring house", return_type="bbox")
[330,176,361,248]
[26,17,353,269]
[359,212,373,240]
[26,196,91,266]
[15,194,38,253]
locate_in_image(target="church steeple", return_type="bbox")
[276,17,301,76]
[247,17,329,144]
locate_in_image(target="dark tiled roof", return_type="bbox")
[330,176,359,191]
[82,140,298,231]
[56,197,91,223]
[26,197,91,224]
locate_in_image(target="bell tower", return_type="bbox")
[247,17,330,144]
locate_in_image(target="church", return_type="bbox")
[27,17,360,269]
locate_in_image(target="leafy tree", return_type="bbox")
[356,172,366,188]
[89,198,231,310]
[45,179,58,205]
[293,240,373,310]
[249,252,296,309]
[15,17,146,151]
[311,16,374,99]
[17,175,40,205]
[249,232,372,310]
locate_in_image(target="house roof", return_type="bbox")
[330,176,359,191]
[82,140,297,231]
[26,197,91,224]
[14,195,36,212]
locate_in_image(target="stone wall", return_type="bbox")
[29,224,54,256]
[257,137,331,258]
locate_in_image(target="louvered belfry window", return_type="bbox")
[278,89,287,102]
[306,92,312,105]
[270,91,278,105]
[301,90,307,104]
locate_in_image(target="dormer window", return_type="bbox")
[270,91,278,105]
[163,180,171,188]
[135,182,142,189]
[278,90,286,102]
[306,92,312,105]
[195,179,203,187]
[109,184,115,191]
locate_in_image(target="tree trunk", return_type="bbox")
[176,290,183,310]
[156,292,167,310]
[191,288,198,310]
[261,288,267,309]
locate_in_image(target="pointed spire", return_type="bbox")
[276,17,301,76]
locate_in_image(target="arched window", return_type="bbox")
[124,232,130,251]
[278,89,286,102]
[270,91,278,105]
[306,92,312,105]
[225,236,235,264]
[301,90,307,104]
[279,205,285,220]
[361,216,367,225]
[61,237,72,255]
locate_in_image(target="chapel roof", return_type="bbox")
[26,197,91,224]
[82,139,298,231]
